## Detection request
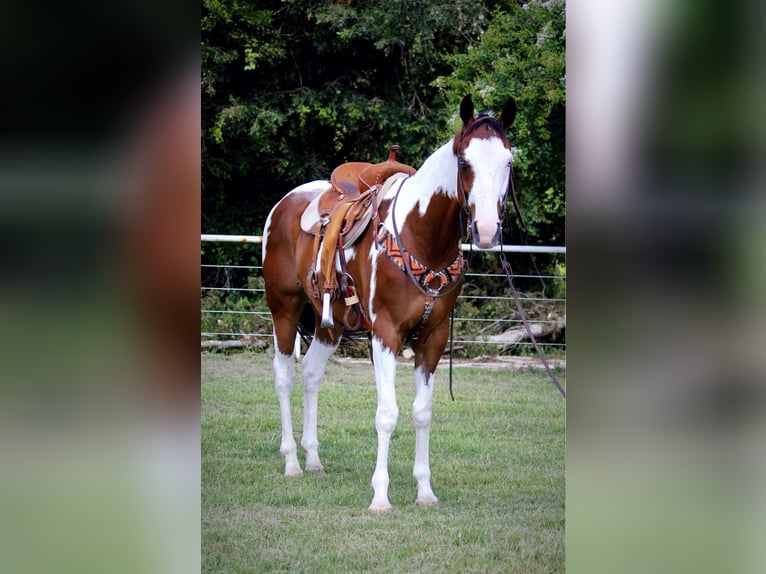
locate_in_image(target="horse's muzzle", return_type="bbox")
[471,221,502,249]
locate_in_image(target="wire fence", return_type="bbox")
[201,235,566,356]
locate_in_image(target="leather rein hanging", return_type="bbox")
[499,246,567,398]
[458,116,564,399]
[458,116,566,398]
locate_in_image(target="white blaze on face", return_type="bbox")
[463,138,513,248]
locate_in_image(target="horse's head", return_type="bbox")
[454,94,517,249]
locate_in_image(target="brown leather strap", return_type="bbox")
[337,240,366,331]
[499,251,566,398]
[306,227,323,299]
[319,201,354,293]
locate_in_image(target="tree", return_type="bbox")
[201,0,567,351]
[201,0,565,247]
[435,0,566,244]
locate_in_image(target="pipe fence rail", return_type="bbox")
[201,235,565,356]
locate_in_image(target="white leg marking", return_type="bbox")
[273,349,301,476]
[301,338,338,473]
[369,337,399,512]
[413,367,438,506]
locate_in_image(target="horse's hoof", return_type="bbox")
[306,465,325,475]
[416,498,439,507]
[368,502,392,514]
[284,468,303,477]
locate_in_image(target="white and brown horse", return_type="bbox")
[262,94,516,512]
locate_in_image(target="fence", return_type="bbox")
[201,235,565,356]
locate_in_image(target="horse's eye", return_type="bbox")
[458,158,467,168]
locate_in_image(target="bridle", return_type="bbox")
[456,114,527,241]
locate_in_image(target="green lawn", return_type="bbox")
[202,352,565,573]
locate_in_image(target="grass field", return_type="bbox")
[202,352,565,573]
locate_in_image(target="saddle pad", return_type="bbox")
[300,192,325,234]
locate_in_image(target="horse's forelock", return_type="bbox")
[454,115,509,158]
[463,114,507,141]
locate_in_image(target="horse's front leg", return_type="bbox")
[301,336,339,473]
[369,336,399,512]
[412,366,438,506]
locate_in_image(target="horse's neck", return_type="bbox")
[409,139,459,198]
[389,140,462,261]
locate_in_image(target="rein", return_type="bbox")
[456,115,565,398]
[495,163,565,398]
[499,246,567,398]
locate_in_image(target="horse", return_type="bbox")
[262,94,517,512]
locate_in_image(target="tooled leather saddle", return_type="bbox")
[302,145,416,331]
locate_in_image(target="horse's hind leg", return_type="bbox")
[272,320,303,477]
[300,330,340,473]
[267,283,310,476]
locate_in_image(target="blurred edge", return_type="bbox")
[0,1,200,573]
[568,0,766,573]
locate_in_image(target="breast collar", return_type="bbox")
[376,177,466,339]
[376,225,465,298]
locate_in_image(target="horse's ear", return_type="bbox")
[500,97,517,129]
[460,94,474,125]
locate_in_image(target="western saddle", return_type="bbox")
[305,145,416,331]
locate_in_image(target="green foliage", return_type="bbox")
[314,0,486,77]
[434,0,566,244]
[202,0,471,234]
[201,0,565,248]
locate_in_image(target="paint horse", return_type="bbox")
[262,94,517,512]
